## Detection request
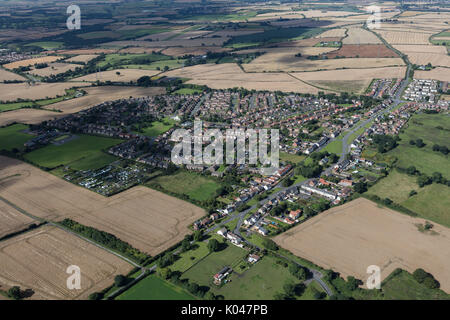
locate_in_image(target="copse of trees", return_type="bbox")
[372,134,398,153]
[412,268,440,289]
[207,239,220,252]
[432,144,448,155]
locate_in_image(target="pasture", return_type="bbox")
[0,124,33,151]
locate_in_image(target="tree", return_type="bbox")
[193,230,203,242]
[417,175,432,187]
[406,166,417,175]
[181,239,191,252]
[207,239,220,252]
[346,276,363,291]
[423,277,440,289]
[412,268,428,283]
[283,282,296,296]
[114,275,128,287]
[158,268,172,280]
[353,181,367,193]
[88,292,103,300]
[262,238,278,251]
[7,286,21,300]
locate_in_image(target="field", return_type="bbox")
[0,124,33,151]
[0,82,89,102]
[375,30,433,45]
[65,55,98,63]
[136,118,176,137]
[70,69,160,82]
[3,56,62,69]
[148,170,222,202]
[275,198,450,293]
[0,68,25,82]
[0,225,133,300]
[342,27,382,44]
[117,274,195,300]
[393,45,450,68]
[366,170,450,228]
[24,134,122,170]
[0,200,36,239]
[0,157,205,255]
[316,28,346,38]
[325,44,398,58]
[0,108,65,127]
[279,152,306,164]
[414,67,450,82]
[165,63,323,93]
[43,86,165,114]
[386,113,449,178]
[27,62,80,77]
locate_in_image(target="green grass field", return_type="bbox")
[0,102,34,112]
[98,53,170,68]
[25,41,63,49]
[149,170,223,202]
[209,255,300,300]
[0,124,33,151]
[279,152,306,164]
[298,280,327,300]
[181,243,247,288]
[117,274,195,300]
[387,114,449,178]
[136,119,176,137]
[366,169,450,227]
[171,241,210,273]
[322,139,343,154]
[172,88,204,95]
[24,134,121,170]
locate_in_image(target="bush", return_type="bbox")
[114,275,128,287]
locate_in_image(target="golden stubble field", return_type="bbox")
[0,82,90,102]
[69,68,161,82]
[0,225,133,300]
[274,198,450,293]
[3,56,62,69]
[165,63,325,94]
[0,157,205,256]
[0,68,26,81]
[0,201,36,239]
[27,62,81,77]
[393,44,450,68]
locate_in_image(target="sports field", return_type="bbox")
[24,134,122,170]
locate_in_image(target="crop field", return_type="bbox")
[117,274,195,300]
[342,27,382,44]
[0,68,25,82]
[275,198,450,293]
[0,225,133,300]
[3,56,62,69]
[161,46,230,57]
[325,44,398,58]
[393,45,450,67]
[0,201,36,239]
[292,66,406,82]
[386,113,450,178]
[414,67,450,82]
[315,28,347,38]
[24,134,122,170]
[69,69,160,82]
[165,63,323,93]
[65,55,99,63]
[44,86,165,114]
[27,62,80,77]
[366,170,450,228]
[375,30,433,45]
[0,82,89,102]
[148,170,222,202]
[0,124,33,151]
[0,108,65,127]
[0,157,205,255]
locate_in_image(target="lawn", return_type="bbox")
[279,151,306,164]
[24,134,121,170]
[136,118,176,137]
[210,255,300,300]
[117,274,195,300]
[171,241,210,273]
[0,124,33,151]
[322,139,343,155]
[366,169,450,228]
[172,88,204,95]
[387,114,449,178]
[298,280,327,300]
[148,170,223,202]
[181,243,248,288]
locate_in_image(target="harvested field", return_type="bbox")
[3,56,62,69]
[375,30,433,45]
[161,46,230,57]
[0,82,89,102]
[69,69,160,82]
[244,56,404,72]
[342,27,382,44]
[0,108,64,127]
[103,37,228,48]
[165,63,323,94]
[27,62,80,77]
[65,55,99,63]
[57,49,115,55]
[0,201,36,239]
[291,66,406,81]
[275,37,342,47]
[44,86,165,114]
[0,157,205,256]
[274,198,450,293]
[0,225,133,300]
[0,68,25,82]
[315,28,347,38]
[414,67,450,82]
[325,44,398,58]
[118,47,164,54]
